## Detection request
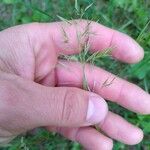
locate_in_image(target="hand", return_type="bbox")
[0,20,149,150]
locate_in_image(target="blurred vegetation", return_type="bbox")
[0,0,150,149]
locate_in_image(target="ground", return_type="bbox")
[0,0,150,150]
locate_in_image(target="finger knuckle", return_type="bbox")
[61,88,83,124]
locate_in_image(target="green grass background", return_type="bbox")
[0,0,150,149]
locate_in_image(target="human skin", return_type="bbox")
[0,20,149,150]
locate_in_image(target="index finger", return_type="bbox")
[39,20,144,63]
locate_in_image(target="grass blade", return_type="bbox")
[57,15,72,25]
[84,3,94,12]
[137,20,150,42]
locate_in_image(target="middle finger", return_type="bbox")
[56,60,150,114]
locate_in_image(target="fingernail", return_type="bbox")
[86,94,108,124]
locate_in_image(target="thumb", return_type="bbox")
[34,87,108,127]
[0,74,108,133]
